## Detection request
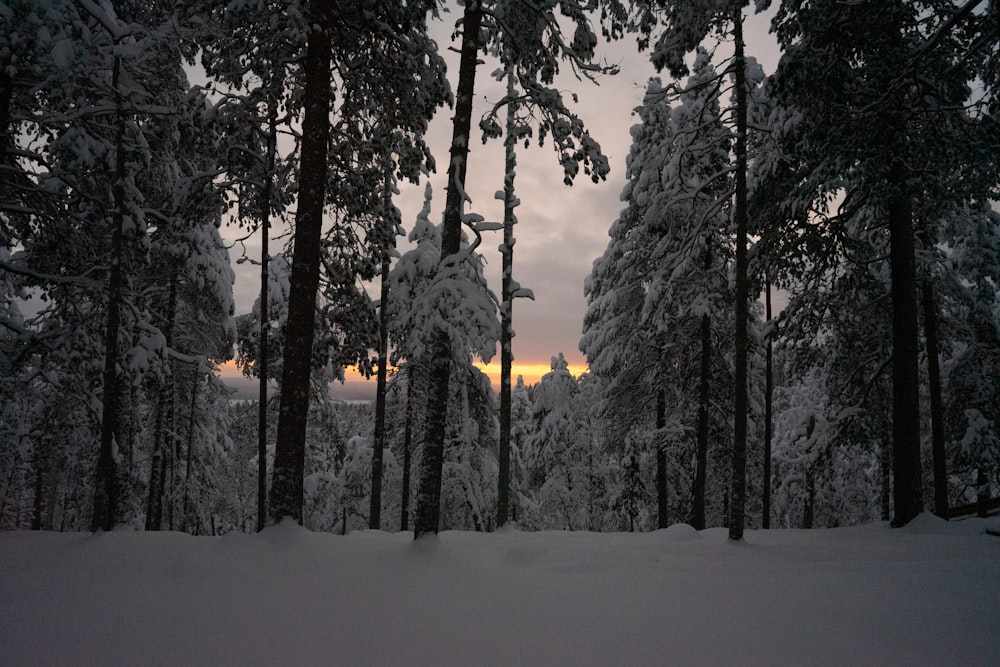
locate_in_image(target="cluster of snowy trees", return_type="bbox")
[583,0,999,531]
[2,1,997,535]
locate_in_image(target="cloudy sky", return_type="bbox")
[224,8,781,394]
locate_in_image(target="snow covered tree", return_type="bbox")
[937,204,1000,509]
[629,0,758,539]
[584,49,746,530]
[0,0,237,531]
[516,355,609,530]
[758,0,998,526]
[269,0,448,525]
[195,0,301,531]
[412,0,627,538]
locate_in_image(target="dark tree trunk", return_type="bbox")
[883,9,924,528]
[656,388,668,528]
[146,399,166,530]
[413,1,483,539]
[270,0,332,525]
[92,56,126,532]
[803,467,815,529]
[256,100,277,533]
[369,253,391,529]
[880,436,892,521]
[762,281,773,529]
[400,367,415,532]
[922,279,948,517]
[497,73,517,529]
[888,185,924,527]
[729,7,750,541]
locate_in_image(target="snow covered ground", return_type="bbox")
[3,515,998,666]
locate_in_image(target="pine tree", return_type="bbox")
[413,0,625,538]
[630,0,758,539]
[269,1,448,524]
[759,0,997,526]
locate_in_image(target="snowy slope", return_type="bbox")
[2,515,998,666]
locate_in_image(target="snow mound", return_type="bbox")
[661,522,699,540]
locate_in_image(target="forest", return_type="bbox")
[1,0,998,540]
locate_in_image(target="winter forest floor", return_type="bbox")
[2,515,999,667]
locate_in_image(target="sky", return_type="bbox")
[222,8,782,395]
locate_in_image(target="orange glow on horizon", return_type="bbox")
[217,358,588,389]
[474,361,588,388]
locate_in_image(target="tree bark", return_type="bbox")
[269,0,332,525]
[497,72,517,529]
[369,252,391,529]
[880,436,892,521]
[400,367,415,532]
[882,6,925,529]
[888,183,924,527]
[413,1,483,539]
[256,97,277,533]
[92,55,126,532]
[729,6,750,541]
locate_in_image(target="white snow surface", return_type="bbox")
[3,515,998,666]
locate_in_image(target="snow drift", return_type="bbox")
[2,515,998,666]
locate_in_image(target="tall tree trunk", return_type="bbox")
[256,98,278,533]
[763,280,773,528]
[270,0,333,524]
[729,6,750,541]
[656,388,668,528]
[413,1,483,539]
[888,183,924,527]
[369,252,391,529]
[922,279,948,517]
[497,72,517,529]
[883,8,924,528]
[92,55,125,532]
[146,397,166,530]
[880,435,892,521]
[802,467,815,529]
